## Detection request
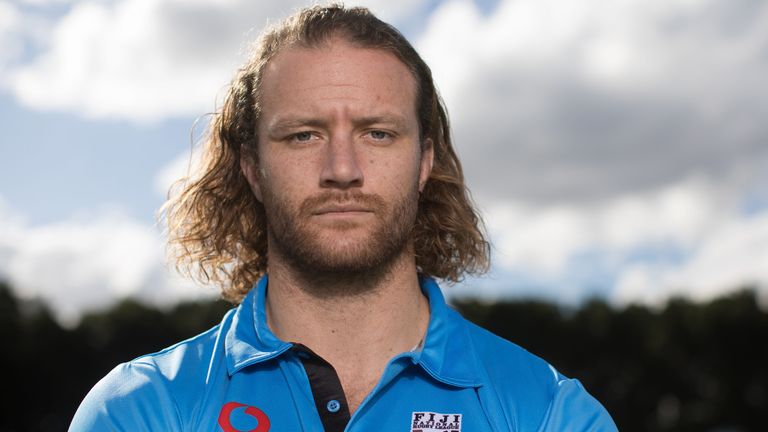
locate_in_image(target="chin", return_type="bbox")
[291,235,403,276]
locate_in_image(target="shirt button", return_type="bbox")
[326,399,341,413]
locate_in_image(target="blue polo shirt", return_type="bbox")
[70,276,617,431]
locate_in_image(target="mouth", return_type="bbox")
[312,204,373,216]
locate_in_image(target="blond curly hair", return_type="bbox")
[163,4,490,303]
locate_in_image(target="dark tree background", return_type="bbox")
[1,280,765,431]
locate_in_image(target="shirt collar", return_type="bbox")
[413,276,483,388]
[225,275,483,388]
[225,276,292,375]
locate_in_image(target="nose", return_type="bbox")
[319,133,363,189]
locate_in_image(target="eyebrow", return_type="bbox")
[267,118,326,135]
[267,114,411,135]
[353,115,409,130]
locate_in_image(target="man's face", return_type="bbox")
[241,39,433,281]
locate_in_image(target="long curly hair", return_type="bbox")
[163,4,490,303]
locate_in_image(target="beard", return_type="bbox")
[260,183,420,297]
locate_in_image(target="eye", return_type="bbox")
[293,131,313,142]
[369,130,391,140]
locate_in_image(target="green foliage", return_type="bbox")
[452,289,768,432]
[0,283,233,432]
[0,281,765,431]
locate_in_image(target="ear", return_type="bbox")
[240,151,263,202]
[418,138,434,192]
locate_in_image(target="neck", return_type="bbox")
[264,249,430,412]
[265,250,429,355]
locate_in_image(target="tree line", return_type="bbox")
[0,281,765,431]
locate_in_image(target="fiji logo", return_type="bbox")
[411,412,462,432]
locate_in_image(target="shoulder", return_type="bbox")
[69,310,235,432]
[457,312,618,431]
[461,316,556,392]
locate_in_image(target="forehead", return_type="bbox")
[258,39,418,122]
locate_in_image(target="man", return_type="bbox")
[71,5,617,431]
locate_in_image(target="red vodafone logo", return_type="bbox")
[218,402,271,432]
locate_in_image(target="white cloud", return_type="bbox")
[4,0,432,122]
[0,1,52,83]
[18,0,76,4]
[416,0,768,203]
[0,2,22,66]
[0,203,215,326]
[355,0,432,24]
[153,144,204,197]
[474,176,768,306]
[612,212,768,307]
[7,0,296,121]
[485,177,728,274]
[410,0,768,306]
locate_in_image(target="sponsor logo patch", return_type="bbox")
[411,411,462,432]
[217,402,271,432]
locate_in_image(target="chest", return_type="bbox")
[190,357,494,432]
[340,373,380,414]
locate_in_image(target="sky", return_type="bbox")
[1,0,767,325]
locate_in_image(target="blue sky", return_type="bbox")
[1,0,768,324]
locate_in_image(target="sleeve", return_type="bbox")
[69,361,183,432]
[536,378,618,432]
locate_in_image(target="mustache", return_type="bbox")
[299,191,386,216]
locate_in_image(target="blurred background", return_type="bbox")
[1,0,766,430]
